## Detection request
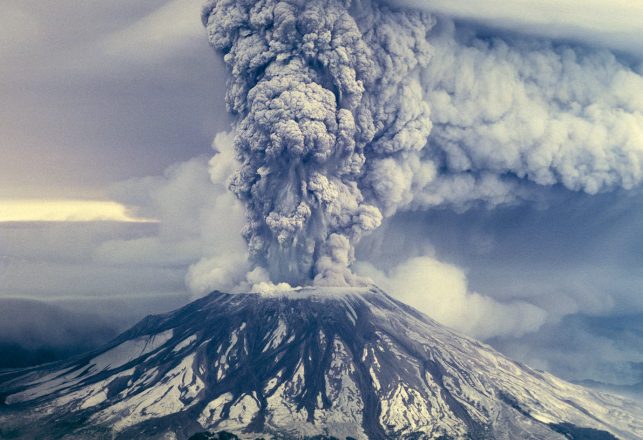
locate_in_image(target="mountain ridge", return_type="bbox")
[1,286,641,439]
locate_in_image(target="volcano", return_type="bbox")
[1,286,641,439]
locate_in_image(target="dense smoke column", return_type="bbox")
[202,0,434,285]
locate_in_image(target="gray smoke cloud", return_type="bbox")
[202,0,433,285]
[202,0,643,286]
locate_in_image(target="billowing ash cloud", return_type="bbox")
[202,0,433,285]
[202,0,643,286]
[421,23,643,196]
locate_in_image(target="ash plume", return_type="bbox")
[202,0,433,286]
[202,0,643,287]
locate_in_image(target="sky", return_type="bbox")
[0,0,230,199]
[1,0,643,399]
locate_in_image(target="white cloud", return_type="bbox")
[0,131,248,301]
[389,0,643,58]
[183,132,251,295]
[414,22,643,203]
[356,256,547,339]
[103,132,250,296]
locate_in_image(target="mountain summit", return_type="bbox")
[1,286,641,439]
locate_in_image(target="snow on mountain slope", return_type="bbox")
[1,286,641,439]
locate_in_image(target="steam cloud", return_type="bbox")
[202,0,643,286]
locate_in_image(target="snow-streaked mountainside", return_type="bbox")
[1,286,642,439]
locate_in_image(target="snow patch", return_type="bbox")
[172,334,197,353]
[199,393,234,429]
[89,329,173,372]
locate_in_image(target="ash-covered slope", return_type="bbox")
[1,286,641,439]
